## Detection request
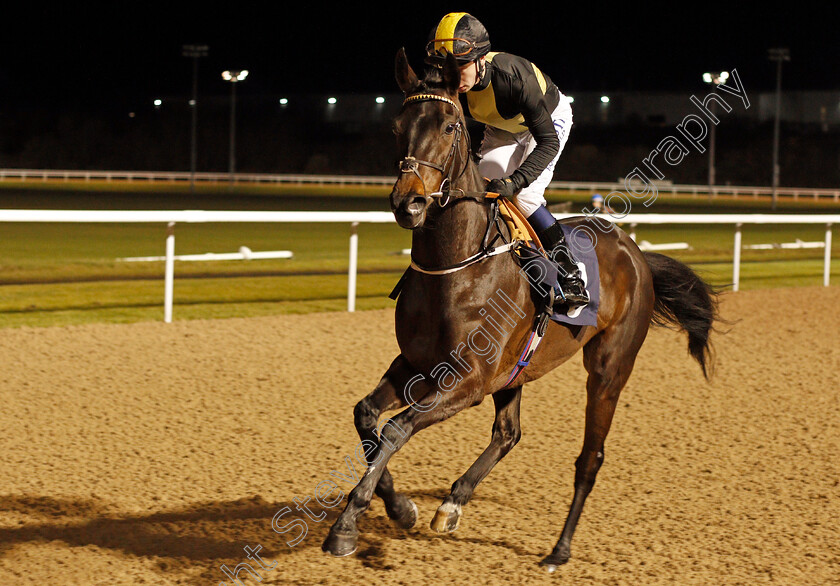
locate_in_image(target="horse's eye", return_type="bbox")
[444,123,456,135]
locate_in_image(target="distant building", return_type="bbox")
[244,90,840,130]
[558,91,840,129]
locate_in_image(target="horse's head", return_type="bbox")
[390,48,469,230]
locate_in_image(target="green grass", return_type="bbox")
[4,181,838,213]
[694,259,837,290]
[0,272,403,328]
[0,179,394,199]
[0,221,411,276]
[1,182,837,329]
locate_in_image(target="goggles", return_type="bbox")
[425,37,488,61]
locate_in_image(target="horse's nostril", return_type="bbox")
[405,196,427,214]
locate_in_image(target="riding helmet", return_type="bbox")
[425,12,491,66]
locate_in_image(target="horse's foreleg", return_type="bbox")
[540,324,644,571]
[323,379,482,557]
[353,355,419,530]
[431,385,523,533]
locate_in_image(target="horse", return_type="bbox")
[321,48,719,571]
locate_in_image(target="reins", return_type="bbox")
[408,199,517,275]
[395,91,554,387]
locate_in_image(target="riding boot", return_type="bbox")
[537,221,590,307]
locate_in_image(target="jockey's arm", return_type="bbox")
[514,81,560,188]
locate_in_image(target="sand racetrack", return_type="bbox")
[0,286,838,585]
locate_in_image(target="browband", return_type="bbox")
[403,93,460,110]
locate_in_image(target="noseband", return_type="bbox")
[398,93,472,205]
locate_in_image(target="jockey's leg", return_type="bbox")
[537,220,590,307]
[515,101,589,308]
[477,126,524,180]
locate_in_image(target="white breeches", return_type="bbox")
[477,99,573,217]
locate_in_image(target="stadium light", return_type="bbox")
[222,69,248,82]
[598,95,611,124]
[182,44,208,194]
[703,71,729,85]
[279,98,289,105]
[375,96,385,104]
[703,71,729,190]
[222,70,249,179]
[327,97,337,105]
[768,48,790,210]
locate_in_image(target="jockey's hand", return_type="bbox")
[486,172,525,197]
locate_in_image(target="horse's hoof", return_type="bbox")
[388,497,419,530]
[430,502,462,533]
[321,527,359,557]
[539,551,570,572]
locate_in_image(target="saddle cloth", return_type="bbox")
[498,198,600,327]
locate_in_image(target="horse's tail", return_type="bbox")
[643,251,720,379]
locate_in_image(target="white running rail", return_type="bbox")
[0,210,836,322]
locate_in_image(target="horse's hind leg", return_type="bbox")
[430,385,523,533]
[540,320,648,571]
[353,355,420,530]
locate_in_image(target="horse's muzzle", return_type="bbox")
[391,192,429,229]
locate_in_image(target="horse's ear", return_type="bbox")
[395,47,419,94]
[442,51,460,95]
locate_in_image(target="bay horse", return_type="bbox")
[322,49,719,571]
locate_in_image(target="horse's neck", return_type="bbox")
[410,162,492,268]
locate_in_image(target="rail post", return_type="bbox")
[164,222,176,322]
[348,222,359,312]
[733,223,743,292]
[825,223,833,287]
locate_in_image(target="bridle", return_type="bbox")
[398,93,489,206]
[396,91,515,275]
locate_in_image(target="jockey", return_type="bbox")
[424,12,589,308]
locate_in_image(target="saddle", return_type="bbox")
[497,197,542,250]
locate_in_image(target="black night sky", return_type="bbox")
[1,3,836,112]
